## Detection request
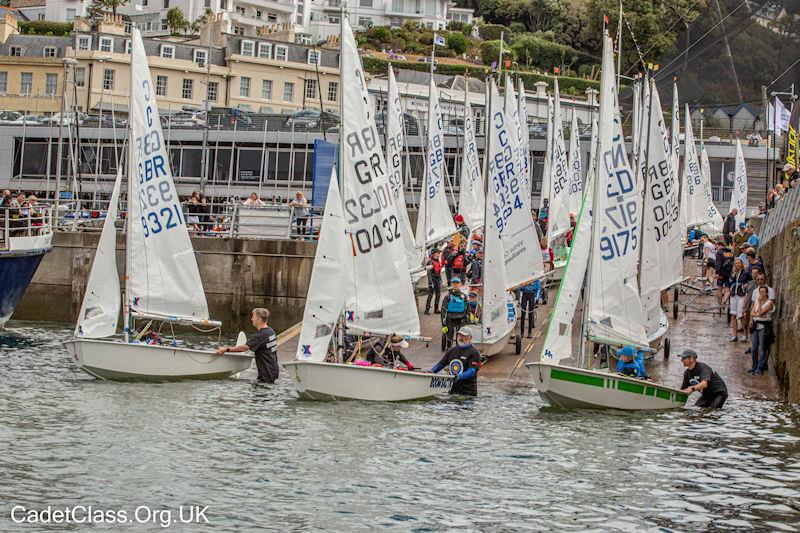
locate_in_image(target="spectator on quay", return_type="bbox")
[732,223,748,251]
[185,195,201,234]
[782,163,799,189]
[728,258,750,342]
[198,196,211,233]
[748,131,762,147]
[766,188,777,211]
[745,248,764,276]
[745,225,760,249]
[701,234,716,291]
[775,183,786,203]
[748,285,775,375]
[288,190,310,237]
[723,209,738,245]
[243,192,266,207]
[715,241,734,306]
[1,189,10,203]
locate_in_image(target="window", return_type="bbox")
[235,5,245,14]
[267,12,277,22]
[142,0,148,5]
[125,39,131,54]
[20,72,32,94]
[10,46,21,56]
[207,81,218,102]
[74,67,85,87]
[255,9,261,19]
[124,21,132,33]
[257,42,271,58]
[360,0,373,6]
[182,78,193,99]
[307,49,319,65]
[156,75,167,96]
[66,8,76,19]
[205,0,211,7]
[0,72,7,94]
[103,68,115,90]
[297,34,311,45]
[240,76,251,97]
[161,19,168,31]
[45,73,57,95]
[77,35,91,51]
[43,46,57,58]
[327,81,338,102]
[283,82,294,102]
[296,13,303,25]
[193,49,207,66]
[305,79,317,100]
[275,45,288,61]
[160,45,175,59]
[99,36,113,53]
[261,79,272,100]
[240,40,255,56]
[234,26,244,36]
[358,16,373,27]
[164,0,169,6]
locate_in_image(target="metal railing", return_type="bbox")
[1,205,54,250]
[761,186,800,246]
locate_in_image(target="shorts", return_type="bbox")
[717,278,729,288]
[705,259,716,269]
[729,295,744,317]
[187,215,200,225]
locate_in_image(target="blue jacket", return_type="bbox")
[616,356,648,380]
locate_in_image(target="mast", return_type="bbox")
[636,76,655,294]
[337,2,346,361]
[480,78,494,316]
[123,49,135,343]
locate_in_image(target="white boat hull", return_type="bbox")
[65,338,253,381]
[472,324,515,356]
[283,361,453,401]
[527,362,688,410]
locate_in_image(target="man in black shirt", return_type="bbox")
[430,326,482,396]
[679,349,728,408]
[216,308,279,383]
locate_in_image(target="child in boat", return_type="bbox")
[615,345,648,380]
[365,334,415,371]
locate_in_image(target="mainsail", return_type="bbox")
[482,172,513,343]
[386,64,423,274]
[296,169,349,361]
[457,95,484,229]
[517,79,532,200]
[730,139,748,226]
[127,29,210,322]
[504,77,528,213]
[540,96,554,210]
[586,32,649,349]
[681,104,711,228]
[76,167,122,338]
[417,77,456,247]
[547,78,570,242]
[567,110,583,217]
[487,80,544,289]
[340,18,420,336]
[700,141,724,234]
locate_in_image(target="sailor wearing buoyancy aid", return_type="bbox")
[615,345,648,380]
[441,277,468,350]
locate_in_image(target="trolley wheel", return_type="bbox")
[663,337,671,359]
[672,300,679,320]
[515,333,522,355]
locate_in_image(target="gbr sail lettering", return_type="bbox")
[386,95,404,201]
[600,140,639,261]
[135,79,183,238]
[343,125,401,254]
[490,111,523,233]
[427,110,444,200]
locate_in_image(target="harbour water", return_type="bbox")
[2,321,800,531]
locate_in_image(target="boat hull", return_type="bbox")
[0,246,51,327]
[65,338,253,381]
[527,362,688,410]
[472,325,515,356]
[283,361,453,401]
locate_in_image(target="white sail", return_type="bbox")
[699,142,724,234]
[75,168,122,338]
[457,96,484,229]
[567,110,583,217]
[730,139,748,226]
[127,29,210,322]
[540,96,554,210]
[631,79,641,167]
[547,78,570,242]
[671,82,681,183]
[681,104,711,228]
[487,80,544,289]
[386,65,422,273]
[586,32,649,349]
[482,174,512,342]
[640,80,683,293]
[418,76,456,246]
[517,79,532,200]
[504,77,531,213]
[340,18,420,336]
[541,149,595,363]
[296,170,349,361]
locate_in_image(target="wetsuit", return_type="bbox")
[440,289,468,350]
[431,343,482,396]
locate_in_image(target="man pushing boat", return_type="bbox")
[430,326,481,396]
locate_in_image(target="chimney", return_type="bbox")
[534,81,547,97]
[0,13,19,45]
[97,13,126,36]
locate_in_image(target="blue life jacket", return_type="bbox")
[447,293,467,314]
[616,358,647,380]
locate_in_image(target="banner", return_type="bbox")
[787,103,799,171]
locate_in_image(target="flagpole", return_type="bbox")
[497,31,504,83]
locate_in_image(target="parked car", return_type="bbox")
[80,114,126,128]
[207,107,254,129]
[443,123,464,136]
[374,111,420,136]
[0,111,39,125]
[168,111,205,128]
[284,109,339,131]
[41,112,87,126]
[528,122,548,137]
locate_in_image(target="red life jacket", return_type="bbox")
[451,253,466,271]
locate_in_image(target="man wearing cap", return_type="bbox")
[615,346,648,380]
[782,163,799,189]
[366,334,415,370]
[440,277,468,350]
[723,209,738,245]
[732,223,748,252]
[679,349,728,408]
[745,225,759,249]
[430,326,482,396]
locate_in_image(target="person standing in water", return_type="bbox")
[216,308,278,383]
[430,326,481,396]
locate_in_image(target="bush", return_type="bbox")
[509,22,527,34]
[510,34,597,72]
[480,40,514,67]
[446,32,469,55]
[18,21,73,36]
[479,24,511,42]
[447,21,468,32]
[367,26,392,45]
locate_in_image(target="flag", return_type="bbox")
[767,96,792,133]
[433,34,445,47]
[603,14,609,24]
[504,59,510,68]
[553,67,560,75]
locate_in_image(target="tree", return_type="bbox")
[166,7,188,35]
[92,0,129,17]
[446,32,469,55]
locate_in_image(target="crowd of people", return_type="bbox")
[1,189,48,238]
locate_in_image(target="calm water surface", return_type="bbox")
[2,322,800,532]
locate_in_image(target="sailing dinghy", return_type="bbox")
[65,30,252,380]
[527,32,688,410]
[283,18,452,401]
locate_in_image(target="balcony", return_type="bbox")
[236,0,296,14]
[231,10,293,28]
[322,0,341,11]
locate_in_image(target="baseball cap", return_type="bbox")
[389,334,409,349]
[618,346,635,358]
[784,163,795,172]
[739,222,746,229]
[457,326,473,337]
[451,277,462,284]
[679,349,698,360]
